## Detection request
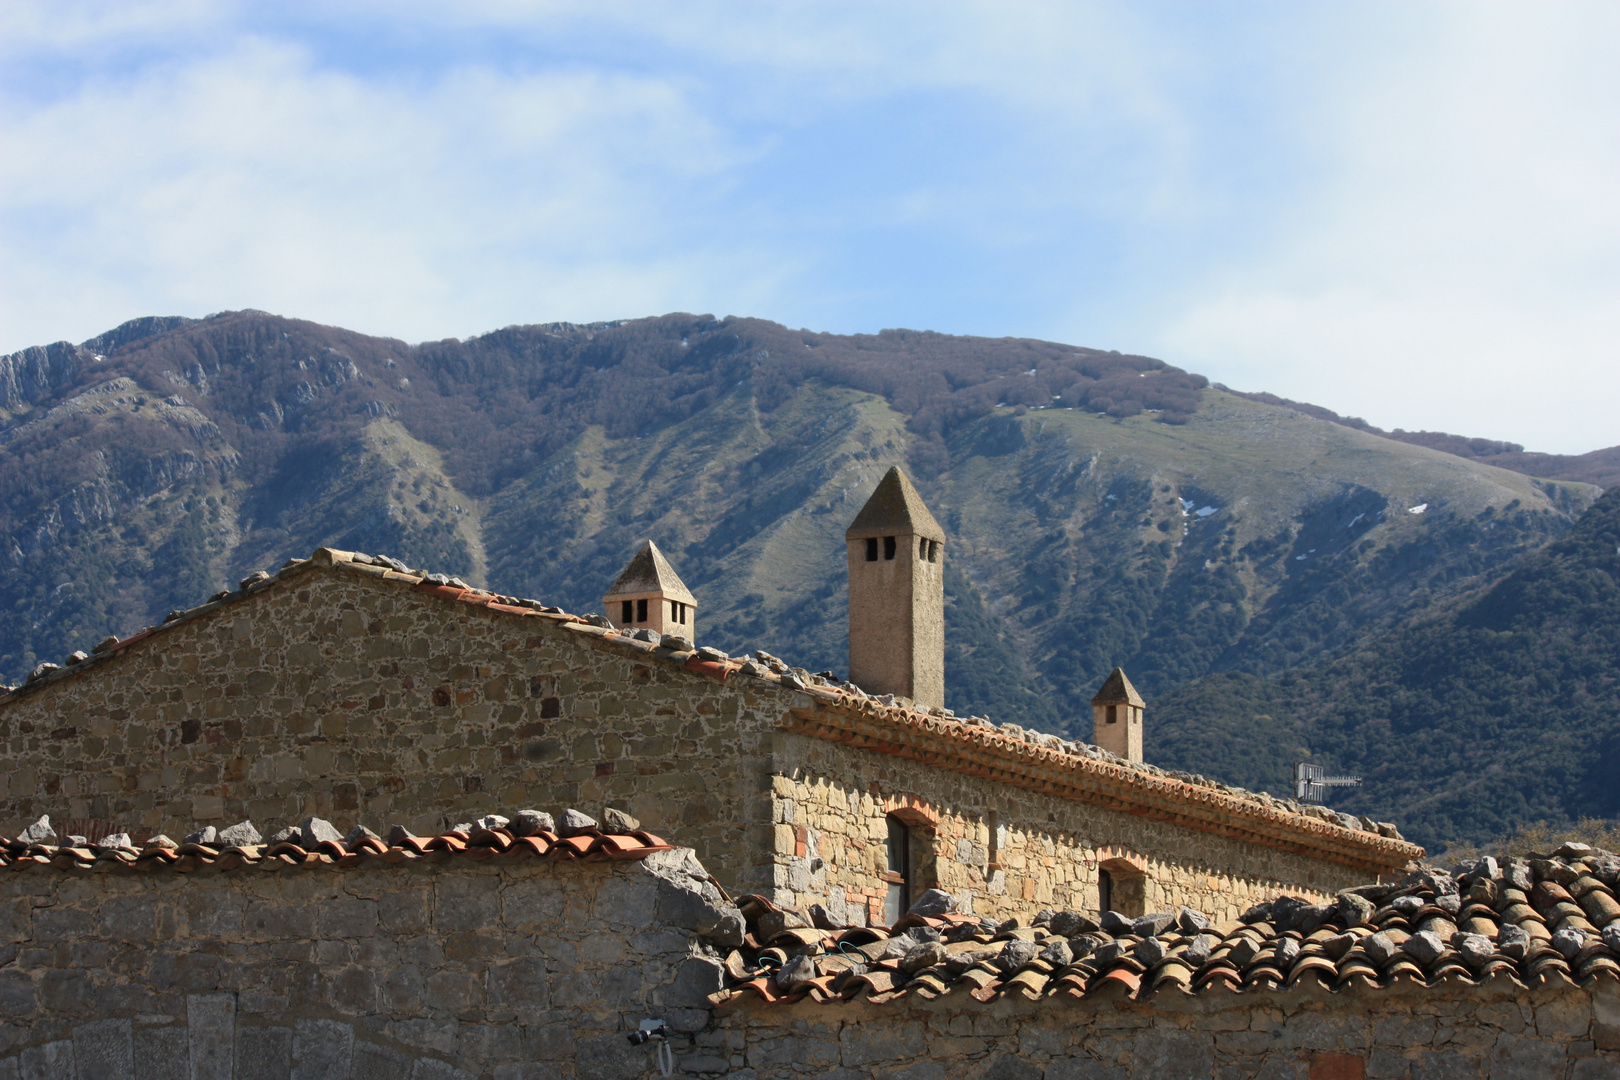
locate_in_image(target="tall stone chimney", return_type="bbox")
[1091,667,1144,762]
[845,466,945,708]
[603,540,697,640]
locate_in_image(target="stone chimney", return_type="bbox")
[845,466,945,709]
[1091,667,1144,762]
[603,541,697,640]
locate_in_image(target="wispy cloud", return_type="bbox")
[0,2,1614,452]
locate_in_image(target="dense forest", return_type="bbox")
[1152,485,1620,850]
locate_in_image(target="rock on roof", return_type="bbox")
[715,842,1620,1009]
[1090,667,1145,708]
[845,466,945,542]
[603,540,697,605]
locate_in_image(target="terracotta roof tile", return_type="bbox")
[713,842,1620,1011]
[0,822,673,874]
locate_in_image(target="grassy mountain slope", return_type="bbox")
[1152,485,1620,851]
[0,310,1606,849]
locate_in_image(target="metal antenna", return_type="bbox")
[1294,762,1361,804]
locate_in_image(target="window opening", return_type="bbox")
[986,809,1001,870]
[883,536,897,560]
[1106,705,1117,724]
[621,600,633,624]
[920,537,928,559]
[1098,859,1146,917]
[928,540,940,562]
[865,537,878,562]
[636,598,648,622]
[883,815,911,926]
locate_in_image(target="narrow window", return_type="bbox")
[986,809,1001,870]
[636,598,648,622]
[865,537,878,562]
[678,602,687,625]
[883,815,911,925]
[920,537,929,559]
[883,536,897,560]
[621,600,633,624]
[1099,868,1114,914]
[928,540,940,563]
[1106,705,1118,724]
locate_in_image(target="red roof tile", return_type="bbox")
[0,826,673,874]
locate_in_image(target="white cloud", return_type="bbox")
[1,2,1615,455]
[0,21,778,347]
[1154,3,1620,454]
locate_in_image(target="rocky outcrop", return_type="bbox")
[0,340,88,412]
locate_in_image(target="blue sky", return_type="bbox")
[2,2,1616,453]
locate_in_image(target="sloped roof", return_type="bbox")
[1091,667,1145,708]
[603,539,697,605]
[715,842,1620,1010]
[846,466,946,542]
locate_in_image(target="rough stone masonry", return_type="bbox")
[0,837,742,1079]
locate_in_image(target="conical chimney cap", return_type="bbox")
[603,541,696,606]
[845,466,945,542]
[1090,667,1145,708]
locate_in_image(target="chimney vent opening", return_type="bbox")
[636,598,648,622]
[621,600,633,624]
[865,537,878,562]
[883,536,897,560]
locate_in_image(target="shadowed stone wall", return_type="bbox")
[0,848,739,1080]
[710,979,1620,1079]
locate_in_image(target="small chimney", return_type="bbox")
[845,466,946,709]
[602,541,697,639]
[1091,667,1144,762]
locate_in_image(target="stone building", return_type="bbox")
[0,468,1419,930]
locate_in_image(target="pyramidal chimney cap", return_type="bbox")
[845,466,945,542]
[603,540,696,605]
[1090,667,1145,708]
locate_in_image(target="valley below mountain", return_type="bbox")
[1,309,1612,851]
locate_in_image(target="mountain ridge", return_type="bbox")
[0,310,1609,850]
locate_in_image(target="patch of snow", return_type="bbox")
[1179,498,1194,513]
[1295,554,1307,561]
[1196,506,1218,517]
[1408,504,1428,515]
[1346,513,1365,528]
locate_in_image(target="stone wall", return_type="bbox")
[709,979,1620,1079]
[0,563,784,895]
[0,848,737,1080]
[768,732,1370,925]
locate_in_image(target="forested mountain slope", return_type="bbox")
[0,311,1604,845]
[1152,486,1620,851]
